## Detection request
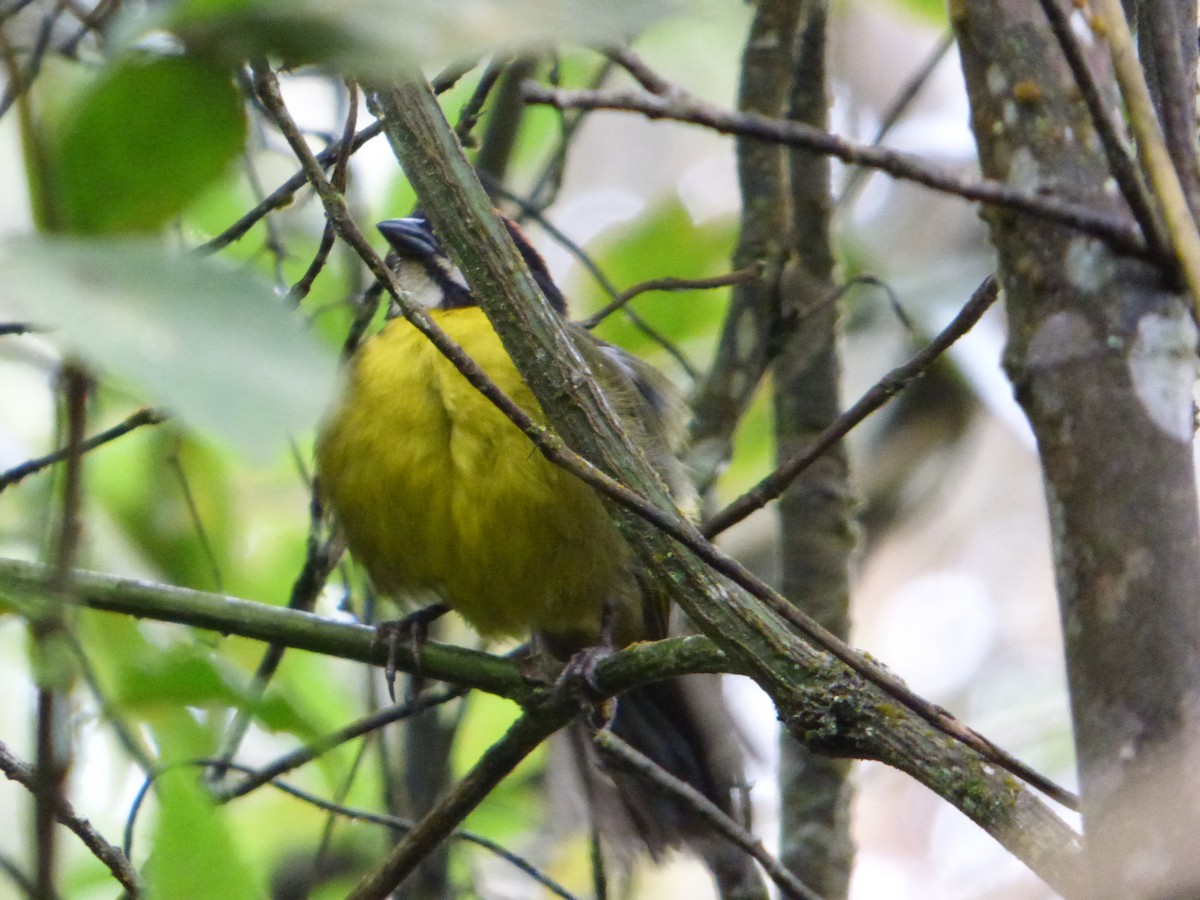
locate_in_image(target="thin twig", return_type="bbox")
[0,852,39,900]
[479,175,700,376]
[34,363,87,899]
[207,479,339,780]
[0,0,66,119]
[1091,0,1200,312]
[595,730,820,900]
[347,710,571,899]
[522,83,1149,258]
[0,407,163,493]
[0,739,139,896]
[217,687,466,801]
[214,760,580,900]
[57,0,118,57]
[837,30,955,210]
[166,450,224,592]
[580,267,761,329]
[1035,0,1168,259]
[454,56,507,146]
[704,276,999,537]
[121,755,578,898]
[198,59,477,256]
[603,46,672,95]
[523,57,616,213]
[285,83,359,305]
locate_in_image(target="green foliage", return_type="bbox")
[135,0,672,79]
[890,0,949,24]
[51,54,246,235]
[577,201,737,380]
[141,769,262,900]
[0,236,337,460]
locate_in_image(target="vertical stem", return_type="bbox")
[34,362,87,899]
[687,0,800,489]
[774,3,855,896]
[1136,0,1199,216]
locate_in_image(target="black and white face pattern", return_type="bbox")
[375,215,568,315]
[377,217,473,310]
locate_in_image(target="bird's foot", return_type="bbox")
[374,603,449,702]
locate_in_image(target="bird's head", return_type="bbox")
[377,216,567,315]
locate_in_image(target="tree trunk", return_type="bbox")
[952,5,1200,896]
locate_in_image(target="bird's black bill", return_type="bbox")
[377,217,440,259]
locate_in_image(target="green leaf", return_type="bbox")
[132,0,672,80]
[142,768,263,900]
[0,237,338,461]
[53,54,245,235]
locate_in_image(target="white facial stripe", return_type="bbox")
[395,263,447,309]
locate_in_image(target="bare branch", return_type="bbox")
[0,739,139,896]
[1093,0,1200,312]
[705,276,999,537]
[595,729,820,900]
[579,267,761,329]
[522,83,1149,257]
[0,407,163,494]
[347,710,571,899]
[1035,0,1168,258]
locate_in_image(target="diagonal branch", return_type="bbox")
[0,556,1083,890]
[0,738,139,896]
[0,407,163,493]
[368,76,1082,892]
[522,83,1149,257]
[595,730,819,900]
[346,708,573,899]
[705,275,998,537]
[1092,0,1200,313]
[1035,0,1168,258]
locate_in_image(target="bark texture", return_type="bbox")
[952,4,1200,896]
[773,3,856,897]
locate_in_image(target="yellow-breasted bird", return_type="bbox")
[316,215,765,897]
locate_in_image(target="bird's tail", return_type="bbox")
[557,675,769,900]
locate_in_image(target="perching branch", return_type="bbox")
[368,77,1082,893]
[0,555,1082,887]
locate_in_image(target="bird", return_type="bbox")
[315,214,765,898]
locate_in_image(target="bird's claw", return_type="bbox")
[374,603,449,702]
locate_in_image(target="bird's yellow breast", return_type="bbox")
[315,308,634,643]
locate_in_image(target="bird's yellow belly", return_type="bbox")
[316,308,632,643]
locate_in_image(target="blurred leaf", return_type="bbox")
[143,768,262,900]
[579,202,736,375]
[892,0,948,24]
[91,430,236,592]
[114,639,315,737]
[129,0,673,79]
[53,54,245,235]
[0,237,338,461]
[114,643,245,710]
